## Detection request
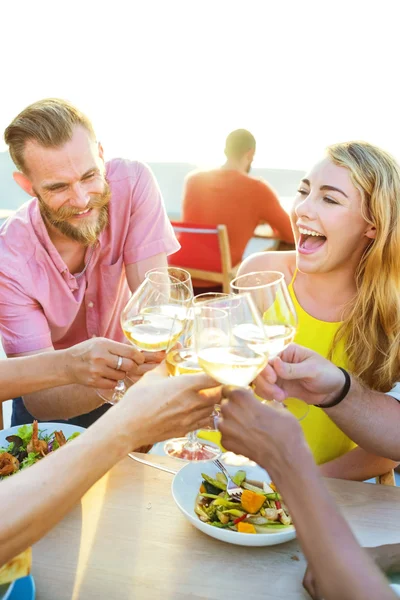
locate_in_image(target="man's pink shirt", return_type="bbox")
[0,159,179,355]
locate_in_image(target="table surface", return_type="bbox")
[32,453,400,600]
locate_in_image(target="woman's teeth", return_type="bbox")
[298,227,324,237]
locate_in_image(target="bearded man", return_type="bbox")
[0,98,179,427]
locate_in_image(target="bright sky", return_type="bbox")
[1,0,399,169]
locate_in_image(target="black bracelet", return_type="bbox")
[315,367,351,409]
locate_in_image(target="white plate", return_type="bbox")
[0,422,85,454]
[172,462,296,547]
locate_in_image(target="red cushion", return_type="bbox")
[169,221,222,272]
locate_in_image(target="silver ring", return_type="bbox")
[116,355,123,370]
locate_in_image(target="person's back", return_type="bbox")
[182,129,294,266]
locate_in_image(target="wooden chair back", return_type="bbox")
[169,221,241,293]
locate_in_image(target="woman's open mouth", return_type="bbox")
[298,227,327,255]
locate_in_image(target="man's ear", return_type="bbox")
[13,171,35,197]
[98,141,105,162]
[365,224,377,240]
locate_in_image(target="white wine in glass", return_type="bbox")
[231,271,296,357]
[98,270,192,405]
[165,292,229,376]
[230,271,308,420]
[194,294,269,388]
[165,347,203,376]
[121,271,192,353]
[122,307,185,352]
[163,292,229,461]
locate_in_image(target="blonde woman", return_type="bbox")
[239,141,400,480]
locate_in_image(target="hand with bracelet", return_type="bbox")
[254,343,350,409]
[255,343,400,463]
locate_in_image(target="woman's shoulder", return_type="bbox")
[238,251,297,285]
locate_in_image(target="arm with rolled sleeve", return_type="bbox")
[0,273,104,420]
[0,275,52,356]
[123,162,180,292]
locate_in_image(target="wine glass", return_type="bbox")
[230,271,309,420]
[145,266,193,295]
[97,271,192,405]
[121,271,192,352]
[96,375,136,405]
[163,292,229,461]
[193,293,269,387]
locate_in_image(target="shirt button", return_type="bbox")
[88,301,94,308]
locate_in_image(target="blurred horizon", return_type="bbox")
[1,0,400,171]
[0,150,303,215]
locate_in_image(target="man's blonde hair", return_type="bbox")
[4,98,96,173]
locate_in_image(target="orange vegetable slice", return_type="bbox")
[241,489,265,514]
[237,522,256,534]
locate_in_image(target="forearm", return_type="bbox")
[320,446,399,481]
[324,379,400,461]
[0,402,141,567]
[265,449,395,600]
[0,352,69,402]
[370,544,400,574]
[23,382,103,420]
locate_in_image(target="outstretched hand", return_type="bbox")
[254,343,346,407]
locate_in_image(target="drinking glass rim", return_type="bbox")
[192,292,258,316]
[145,266,192,284]
[146,270,192,290]
[192,292,229,304]
[230,270,285,291]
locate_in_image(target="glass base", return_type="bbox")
[259,397,309,421]
[96,376,134,405]
[164,437,221,461]
[283,398,310,421]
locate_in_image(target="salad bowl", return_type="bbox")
[172,461,296,547]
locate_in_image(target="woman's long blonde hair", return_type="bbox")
[328,141,400,391]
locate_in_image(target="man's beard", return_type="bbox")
[38,183,111,246]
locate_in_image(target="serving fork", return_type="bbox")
[213,458,242,501]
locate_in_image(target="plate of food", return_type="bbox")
[172,461,296,547]
[0,421,84,598]
[0,421,85,479]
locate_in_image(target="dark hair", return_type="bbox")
[224,129,256,159]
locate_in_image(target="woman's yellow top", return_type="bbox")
[284,279,356,465]
[198,274,357,465]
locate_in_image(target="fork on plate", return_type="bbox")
[213,459,242,502]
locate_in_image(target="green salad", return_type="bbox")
[195,470,293,534]
[0,421,80,479]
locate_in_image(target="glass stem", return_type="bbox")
[112,379,126,403]
[185,430,199,449]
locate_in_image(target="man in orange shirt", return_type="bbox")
[182,129,294,268]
